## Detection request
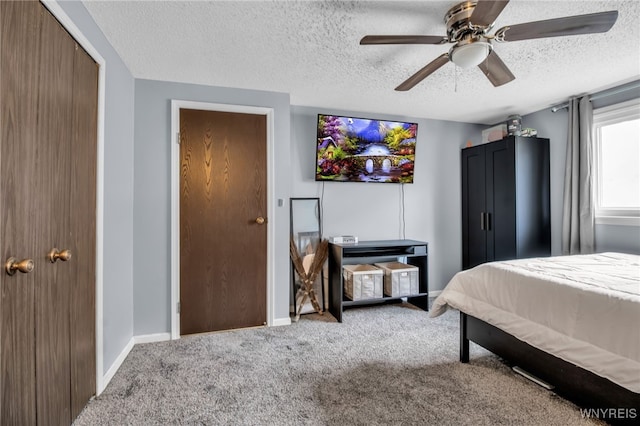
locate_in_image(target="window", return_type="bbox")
[593,98,640,226]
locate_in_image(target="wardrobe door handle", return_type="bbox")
[5,257,35,276]
[48,248,72,263]
[480,212,486,231]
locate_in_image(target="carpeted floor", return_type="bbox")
[74,303,603,425]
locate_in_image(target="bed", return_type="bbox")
[431,252,640,417]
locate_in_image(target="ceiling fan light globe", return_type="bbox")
[450,41,492,68]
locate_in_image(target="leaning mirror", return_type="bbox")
[290,198,324,319]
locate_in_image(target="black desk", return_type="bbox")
[328,239,429,322]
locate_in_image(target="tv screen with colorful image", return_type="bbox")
[315,114,418,183]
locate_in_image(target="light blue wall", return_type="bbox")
[57,1,135,375]
[291,106,482,292]
[133,80,292,335]
[522,80,640,255]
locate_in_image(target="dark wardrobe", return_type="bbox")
[461,136,551,270]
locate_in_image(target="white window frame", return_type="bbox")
[592,98,640,226]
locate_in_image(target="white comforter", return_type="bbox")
[431,252,640,393]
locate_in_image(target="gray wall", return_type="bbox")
[291,106,482,292]
[522,80,640,255]
[58,1,135,374]
[133,80,292,335]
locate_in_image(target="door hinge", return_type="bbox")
[177,302,180,314]
[176,132,181,144]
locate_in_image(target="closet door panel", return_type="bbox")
[0,1,42,423]
[461,146,487,269]
[68,45,98,419]
[486,140,516,262]
[33,6,75,425]
[1,1,97,423]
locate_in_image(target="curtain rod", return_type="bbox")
[550,80,640,113]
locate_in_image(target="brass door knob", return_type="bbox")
[49,248,72,263]
[5,257,35,276]
[255,217,266,225]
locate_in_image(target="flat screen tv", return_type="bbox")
[315,114,418,183]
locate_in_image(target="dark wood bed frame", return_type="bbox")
[460,312,639,424]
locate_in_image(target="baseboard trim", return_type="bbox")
[272,317,291,327]
[101,322,286,393]
[100,333,170,393]
[100,337,134,395]
[133,332,171,345]
[430,290,442,298]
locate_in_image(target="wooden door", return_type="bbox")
[34,5,76,424]
[180,109,267,335]
[1,2,43,422]
[0,1,97,424]
[67,39,98,420]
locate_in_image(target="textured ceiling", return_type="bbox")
[82,0,640,124]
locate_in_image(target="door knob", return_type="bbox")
[255,217,267,225]
[5,257,35,276]
[48,248,72,263]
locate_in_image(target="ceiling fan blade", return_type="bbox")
[470,0,510,27]
[360,35,447,45]
[478,50,515,87]
[395,53,449,91]
[496,10,618,42]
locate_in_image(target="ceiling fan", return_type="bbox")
[360,0,618,91]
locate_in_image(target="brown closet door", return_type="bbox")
[0,1,43,423]
[1,1,97,424]
[68,41,98,420]
[180,109,267,335]
[35,5,98,423]
[34,4,76,425]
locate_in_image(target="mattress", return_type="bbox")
[431,252,640,393]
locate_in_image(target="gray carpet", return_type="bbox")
[74,303,603,425]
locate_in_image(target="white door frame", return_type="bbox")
[40,1,106,395]
[170,100,276,339]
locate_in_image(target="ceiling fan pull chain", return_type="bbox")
[454,65,458,93]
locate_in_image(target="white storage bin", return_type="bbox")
[374,261,419,297]
[343,264,383,300]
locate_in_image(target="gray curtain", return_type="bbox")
[562,96,595,254]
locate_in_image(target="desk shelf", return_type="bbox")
[328,239,428,322]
